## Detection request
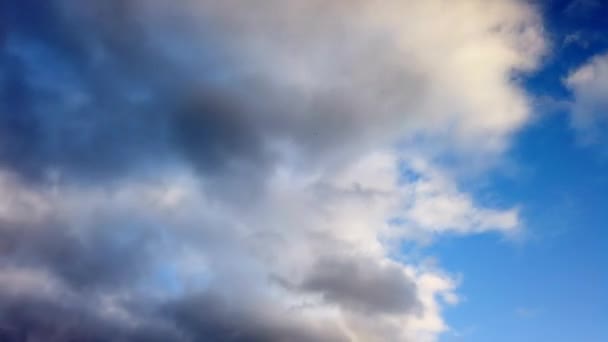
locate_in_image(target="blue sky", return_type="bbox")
[435,1,608,340]
[437,112,608,341]
[0,0,607,341]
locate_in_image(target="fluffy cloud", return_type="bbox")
[565,52,608,144]
[0,0,544,341]
[0,166,459,341]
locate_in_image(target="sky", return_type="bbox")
[0,1,607,341]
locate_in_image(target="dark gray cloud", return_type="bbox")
[300,255,421,315]
[0,286,350,342]
[164,293,349,342]
[0,217,161,291]
[0,291,181,342]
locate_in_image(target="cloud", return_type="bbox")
[298,255,421,315]
[1,0,544,179]
[0,0,546,341]
[564,0,602,16]
[563,31,591,49]
[0,167,459,341]
[564,52,608,144]
[396,157,520,237]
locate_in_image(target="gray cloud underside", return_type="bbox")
[0,210,357,342]
[0,290,349,342]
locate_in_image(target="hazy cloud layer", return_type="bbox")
[0,1,545,341]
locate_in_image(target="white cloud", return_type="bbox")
[0,171,52,224]
[0,0,547,341]
[397,158,520,237]
[0,148,517,341]
[565,52,608,144]
[60,0,544,159]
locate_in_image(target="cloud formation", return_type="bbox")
[0,0,545,341]
[565,52,608,144]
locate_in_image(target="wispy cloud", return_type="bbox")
[564,52,608,145]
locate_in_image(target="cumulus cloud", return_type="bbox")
[0,0,545,341]
[564,52,608,144]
